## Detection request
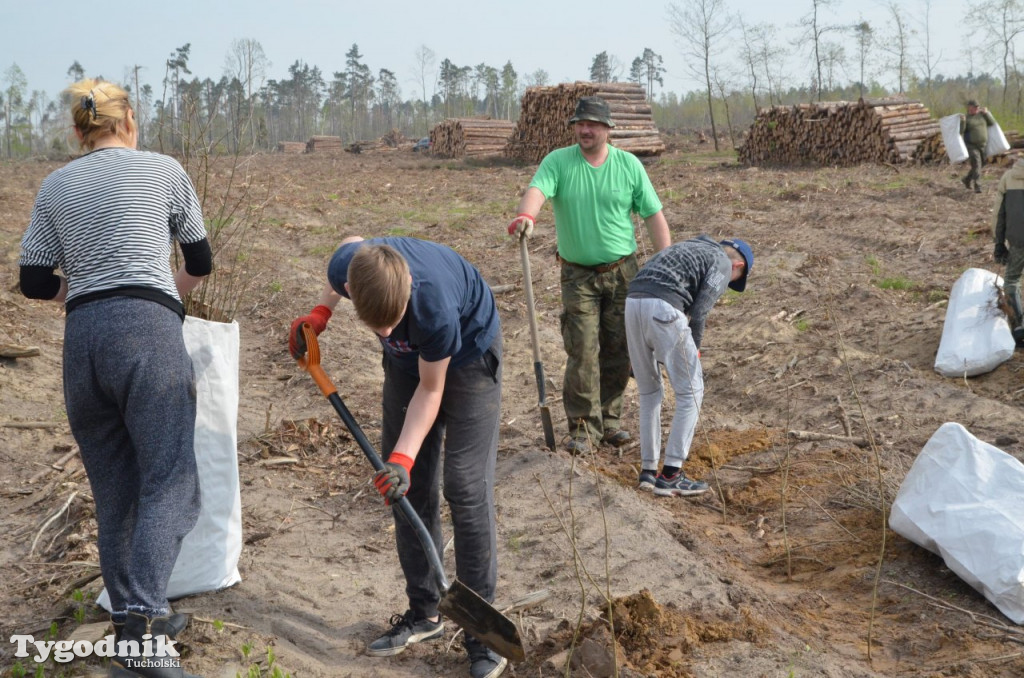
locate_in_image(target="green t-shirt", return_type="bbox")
[529,144,663,266]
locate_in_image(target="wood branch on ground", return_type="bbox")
[787,429,870,447]
[0,344,40,358]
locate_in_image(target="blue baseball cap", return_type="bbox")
[720,239,753,292]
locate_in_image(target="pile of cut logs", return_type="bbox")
[910,132,947,164]
[277,141,306,154]
[738,98,941,166]
[306,135,343,152]
[504,81,665,162]
[430,118,516,159]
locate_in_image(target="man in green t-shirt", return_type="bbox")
[959,100,996,193]
[507,96,671,453]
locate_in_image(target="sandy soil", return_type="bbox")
[2,139,1024,678]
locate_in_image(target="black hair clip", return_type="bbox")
[81,91,97,119]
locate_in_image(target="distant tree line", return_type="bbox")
[4,0,1024,159]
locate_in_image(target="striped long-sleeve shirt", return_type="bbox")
[627,234,731,348]
[19,147,207,315]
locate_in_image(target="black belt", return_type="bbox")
[557,253,632,274]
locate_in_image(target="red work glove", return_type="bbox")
[507,213,535,238]
[289,305,332,359]
[373,452,415,505]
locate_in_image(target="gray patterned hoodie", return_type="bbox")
[627,234,731,348]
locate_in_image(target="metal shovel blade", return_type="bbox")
[534,363,556,450]
[439,580,526,663]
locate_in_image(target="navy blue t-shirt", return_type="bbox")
[327,237,500,374]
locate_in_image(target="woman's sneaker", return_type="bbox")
[653,472,709,497]
[366,610,444,656]
[637,469,657,492]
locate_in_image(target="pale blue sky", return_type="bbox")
[3,0,971,103]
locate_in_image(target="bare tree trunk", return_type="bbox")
[704,69,719,151]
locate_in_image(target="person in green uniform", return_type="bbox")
[960,100,996,193]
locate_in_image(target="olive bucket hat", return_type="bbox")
[569,96,615,128]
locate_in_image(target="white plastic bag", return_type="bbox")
[889,423,1024,624]
[934,268,1015,377]
[940,114,969,163]
[99,316,242,611]
[986,121,1011,158]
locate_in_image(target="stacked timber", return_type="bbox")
[429,118,516,159]
[911,132,946,164]
[504,81,665,162]
[306,135,344,152]
[277,141,306,154]
[738,98,941,166]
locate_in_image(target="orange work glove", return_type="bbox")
[289,305,332,359]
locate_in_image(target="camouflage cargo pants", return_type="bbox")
[559,253,638,442]
[966,144,984,185]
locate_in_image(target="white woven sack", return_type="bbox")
[986,121,1011,158]
[99,316,242,611]
[940,114,969,163]
[934,267,1015,377]
[889,423,1024,624]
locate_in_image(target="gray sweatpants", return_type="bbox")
[63,297,201,619]
[381,334,502,624]
[625,297,704,471]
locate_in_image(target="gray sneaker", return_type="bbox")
[366,611,443,656]
[564,437,590,455]
[467,642,508,678]
[638,469,657,491]
[653,472,709,497]
[602,429,631,446]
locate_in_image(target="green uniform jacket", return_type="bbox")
[960,111,996,149]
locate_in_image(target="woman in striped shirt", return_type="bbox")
[19,78,210,677]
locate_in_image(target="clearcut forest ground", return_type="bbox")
[2,135,1024,678]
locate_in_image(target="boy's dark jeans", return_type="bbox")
[381,334,502,620]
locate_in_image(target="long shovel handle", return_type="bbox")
[520,237,557,450]
[519,236,545,375]
[297,325,451,593]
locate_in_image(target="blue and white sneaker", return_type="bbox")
[638,470,657,492]
[653,472,709,497]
